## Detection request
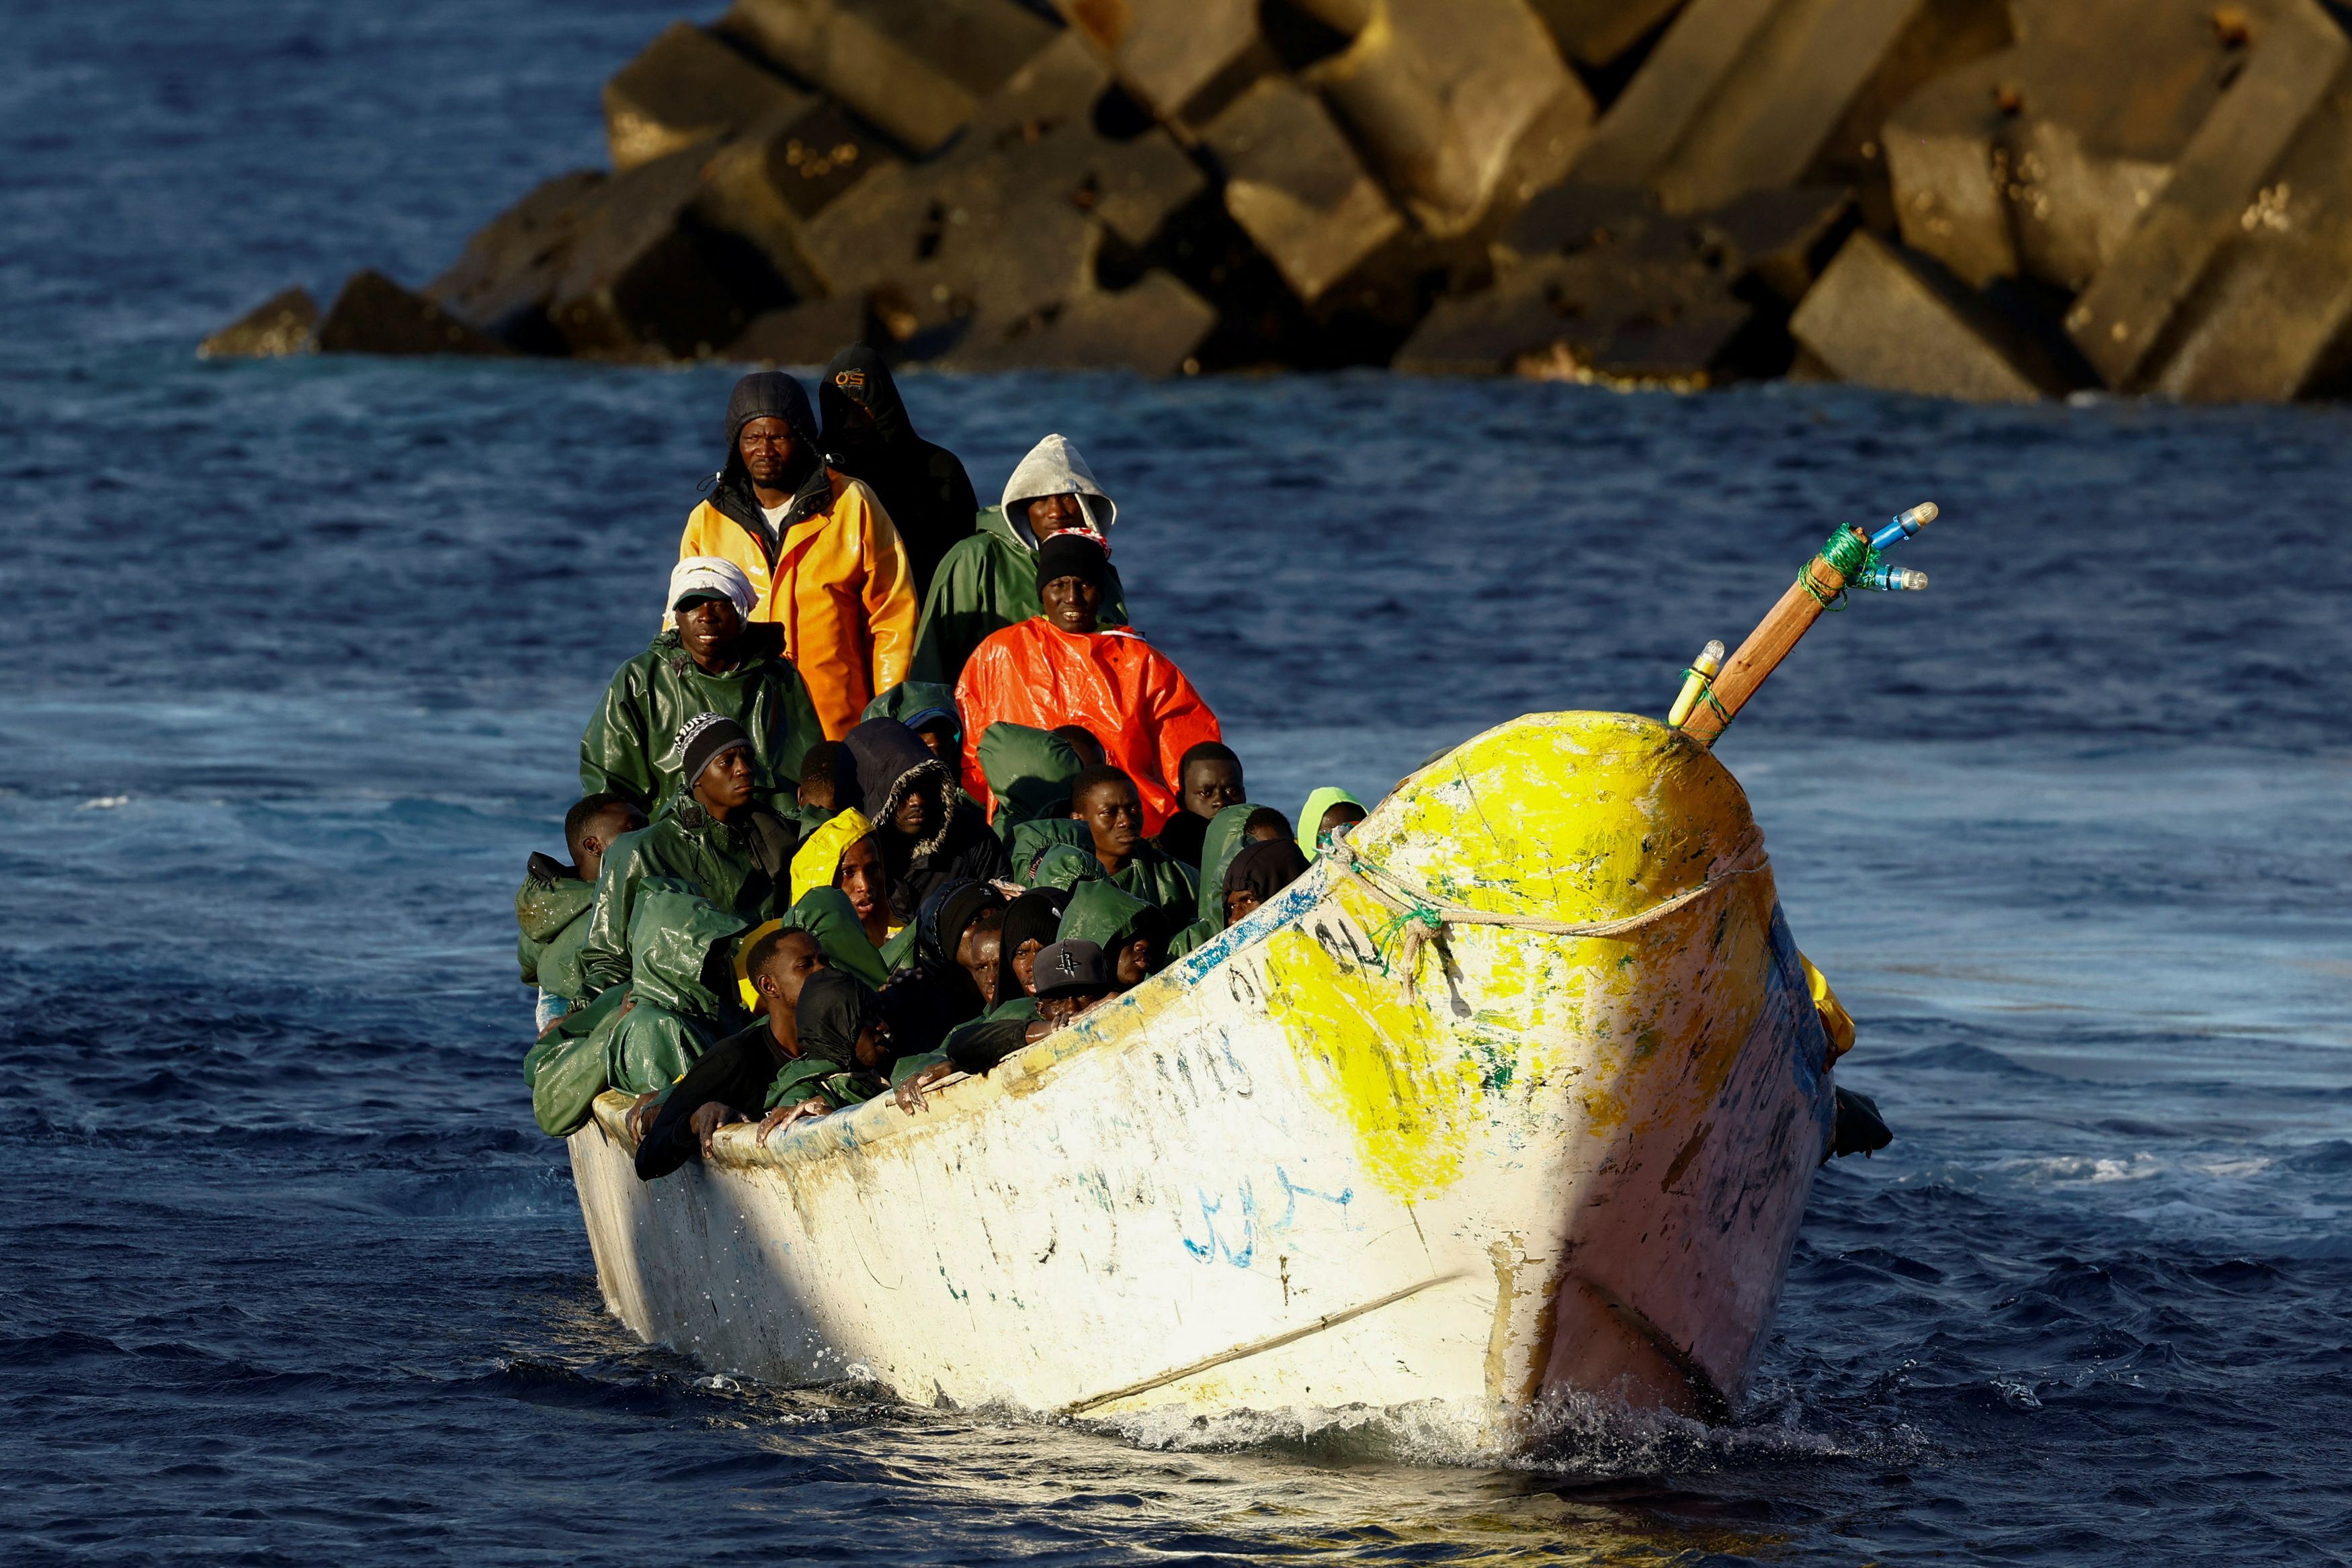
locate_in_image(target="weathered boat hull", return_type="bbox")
[565,711,1837,1448]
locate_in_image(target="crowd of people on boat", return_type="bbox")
[517,354,1372,1180]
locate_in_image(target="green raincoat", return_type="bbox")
[976,722,1085,836]
[1027,842,1105,893]
[579,803,795,995]
[579,627,827,818]
[765,1054,888,1112]
[1009,818,1093,879]
[1298,787,1367,859]
[526,881,748,1135]
[906,506,1129,686]
[783,887,893,988]
[1060,879,1157,952]
[515,855,595,1002]
[1111,844,1197,924]
[1167,802,1266,959]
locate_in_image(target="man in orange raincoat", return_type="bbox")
[675,372,917,740]
[954,533,1219,836]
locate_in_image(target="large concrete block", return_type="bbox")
[722,0,1056,153]
[1201,77,1404,304]
[426,170,609,348]
[941,265,1218,373]
[317,270,515,356]
[1886,0,2287,295]
[1575,0,2005,213]
[548,147,794,359]
[725,294,876,365]
[603,21,812,172]
[2065,0,2348,388]
[692,99,900,297]
[2140,75,2352,401]
[1302,0,1593,237]
[1053,0,1269,124]
[198,287,318,358]
[1529,0,1690,67]
[800,32,1208,334]
[1394,249,1751,382]
[1790,229,2064,400]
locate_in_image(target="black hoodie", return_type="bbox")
[837,717,1010,924]
[818,347,978,599]
[711,372,829,565]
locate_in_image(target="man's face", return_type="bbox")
[1039,989,1109,1027]
[913,720,957,765]
[1025,492,1084,537]
[576,804,647,884]
[1181,758,1244,819]
[890,783,935,838]
[675,595,744,668]
[837,835,886,919]
[696,747,756,814]
[1011,937,1045,996]
[1224,887,1263,926]
[738,415,796,488]
[959,925,1002,1009]
[1075,779,1142,861]
[755,932,828,1014]
[1040,574,1102,634]
[1113,936,1152,988]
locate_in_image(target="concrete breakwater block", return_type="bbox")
[424,171,608,351]
[1394,247,1751,382]
[722,0,1057,155]
[317,271,514,356]
[1790,229,2066,400]
[726,295,876,365]
[603,21,812,172]
[1052,0,1271,127]
[1202,76,1404,305]
[198,287,318,358]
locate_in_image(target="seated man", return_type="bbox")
[1222,838,1310,928]
[579,714,796,996]
[1068,765,1194,922]
[580,558,825,818]
[1153,742,1245,867]
[895,939,1114,1109]
[954,534,1220,834]
[630,926,829,1178]
[519,793,646,1032]
[908,433,1130,687]
[839,717,1011,928]
[876,878,1006,1058]
[790,808,894,960]
[1297,788,1367,859]
[1058,879,1166,990]
[755,969,896,1142]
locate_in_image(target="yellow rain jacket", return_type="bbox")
[789,808,876,909]
[678,475,918,741]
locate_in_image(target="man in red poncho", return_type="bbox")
[955,532,1219,835]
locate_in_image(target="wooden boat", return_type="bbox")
[564,709,1837,1449]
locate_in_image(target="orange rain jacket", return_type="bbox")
[954,617,1221,835]
[677,473,917,741]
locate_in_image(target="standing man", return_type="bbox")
[677,372,919,740]
[818,346,977,599]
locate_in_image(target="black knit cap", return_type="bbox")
[1035,531,1110,596]
[678,713,753,789]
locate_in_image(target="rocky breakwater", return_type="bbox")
[202,0,2352,404]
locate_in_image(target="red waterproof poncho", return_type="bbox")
[955,617,1220,834]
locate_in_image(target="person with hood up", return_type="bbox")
[817,347,977,599]
[755,969,896,1141]
[1222,838,1310,928]
[862,680,962,769]
[579,714,797,995]
[675,372,919,740]
[580,558,827,818]
[1058,879,1166,990]
[1165,801,1267,959]
[1298,787,1368,859]
[895,934,1112,1111]
[954,533,1220,836]
[519,793,647,1031]
[907,433,1130,687]
[837,717,1010,929]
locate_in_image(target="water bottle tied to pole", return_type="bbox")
[1673,503,1939,748]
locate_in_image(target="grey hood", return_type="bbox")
[1000,433,1116,545]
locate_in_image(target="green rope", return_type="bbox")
[1702,685,1733,728]
[1367,902,1445,977]
[1817,525,1872,578]
[1796,563,1848,612]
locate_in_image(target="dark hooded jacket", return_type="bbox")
[818,347,977,599]
[837,718,1010,926]
[578,623,826,818]
[708,372,827,561]
[875,877,1001,1057]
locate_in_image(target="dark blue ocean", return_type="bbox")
[5,3,2349,1561]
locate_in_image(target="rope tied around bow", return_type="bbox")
[1324,836,1771,1003]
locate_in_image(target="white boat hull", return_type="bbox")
[564,712,1837,1448]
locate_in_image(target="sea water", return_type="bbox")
[3,3,2349,1563]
